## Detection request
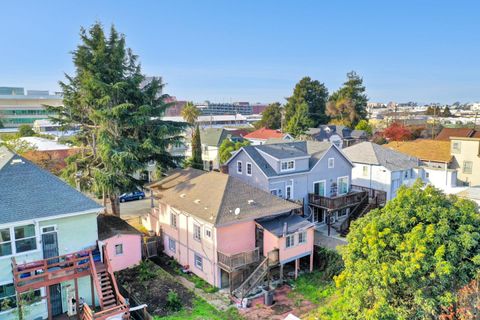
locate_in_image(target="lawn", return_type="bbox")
[156,298,243,320]
[289,271,336,304]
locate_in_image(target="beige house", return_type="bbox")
[450,137,480,186]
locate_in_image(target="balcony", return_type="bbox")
[12,248,100,293]
[308,190,366,211]
[217,248,260,272]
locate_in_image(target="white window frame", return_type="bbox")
[286,184,293,200]
[280,160,295,172]
[313,180,326,196]
[337,176,349,195]
[193,223,201,241]
[246,162,252,176]
[237,161,243,174]
[170,212,177,229]
[204,227,212,238]
[285,234,295,248]
[168,237,176,252]
[41,225,57,234]
[0,223,40,260]
[452,141,461,154]
[298,231,307,244]
[115,244,123,256]
[362,165,369,177]
[194,253,203,270]
[328,158,335,168]
[463,161,473,174]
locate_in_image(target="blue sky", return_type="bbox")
[1,0,479,103]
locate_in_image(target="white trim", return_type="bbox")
[41,225,57,234]
[246,162,252,176]
[312,180,326,196]
[337,176,349,195]
[310,144,354,173]
[280,160,295,172]
[286,184,293,200]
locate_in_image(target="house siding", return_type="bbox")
[102,234,142,272]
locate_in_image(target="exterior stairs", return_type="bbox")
[96,265,118,309]
[334,193,371,236]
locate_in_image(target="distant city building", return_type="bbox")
[0,87,62,127]
[197,102,253,115]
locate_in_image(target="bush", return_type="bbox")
[166,289,182,312]
[138,260,157,282]
[17,124,35,137]
[315,247,344,280]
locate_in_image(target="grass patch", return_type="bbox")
[288,271,336,303]
[155,298,242,320]
[165,258,219,293]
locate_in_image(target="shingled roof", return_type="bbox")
[97,214,142,240]
[385,140,452,163]
[151,170,301,226]
[435,128,477,141]
[0,146,102,225]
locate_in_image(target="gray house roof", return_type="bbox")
[306,125,367,141]
[97,214,142,240]
[240,141,340,177]
[0,147,102,225]
[256,214,315,237]
[343,142,419,171]
[151,170,301,226]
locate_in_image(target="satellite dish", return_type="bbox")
[234,208,240,216]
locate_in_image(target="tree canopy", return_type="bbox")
[255,102,282,129]
[334,182,480,319]
[285,102,313,137]
[218,139,250,164]
[328,71,368,127]
[354,119,373,135]
[18,124,35,137]
[47,22,186,215]
[383,122,412,142]
[181,102,200,125]
[284,77,329,128]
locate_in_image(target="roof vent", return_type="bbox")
[11,159,24,165]
[248,199,255,205]
[180,193,187,198]
[194,199,201,204]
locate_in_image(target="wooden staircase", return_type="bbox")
[96,264,117,309]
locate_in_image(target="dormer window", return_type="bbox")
[281,160,295,172]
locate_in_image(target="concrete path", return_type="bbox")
[314,230,347,251]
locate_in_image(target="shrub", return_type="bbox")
[165,289,182,312]
[315,247,344,280]
[138,260,156,282]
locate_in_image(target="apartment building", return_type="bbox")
[450,136,480,186]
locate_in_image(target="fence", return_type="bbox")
[118,285,152,320]
[142,236,162,259]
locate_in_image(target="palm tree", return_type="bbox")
[181,102,200,126]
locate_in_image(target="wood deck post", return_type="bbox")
[310,252,314,272]
[46,285,52,320]
[90,274,95,309]
[279,264,284,283]
[295,258,299,279]
[74,278,80,320]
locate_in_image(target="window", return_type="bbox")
[328,158,335,168]
[170,213,177,229]
[286,185,292,200]
[41,226,56,234]
[362,165,369,177]
[237,161,242,174]
[0,283,16,312]
[313,181,326,196]
[298,231,307,244]
[14,224,36,254]
[193,224,201,241]
[115,244,123,255]
[463,161,473,174]
[281,160,295,171]
[270,189,278,196]
[194,253,203,270]
[168,237,176,252]
[452,141,461,154]
[285,234,295,248]
[205,228,212,238]
[426,172,430,178]
[0,228,12,257]
[246,162,252,176]
[337,176,349,195]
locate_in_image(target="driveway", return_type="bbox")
[120,197,153,219]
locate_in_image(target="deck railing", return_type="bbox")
[351,185,387,206]
[308,190,366,211]
[217,247,260,271]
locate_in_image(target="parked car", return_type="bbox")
[119,191,145,202]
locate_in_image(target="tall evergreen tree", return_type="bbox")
[47,23,186,215]
[284,77,329,127]
[328,71,368,127]
[189,125,203,170]
[255,102,282,129]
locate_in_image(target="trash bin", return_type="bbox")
[264,290,274,306]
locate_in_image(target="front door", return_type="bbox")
[49,284,63,316]
[255,226,264,256]
[42,231,59,264]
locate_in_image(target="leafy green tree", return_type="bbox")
[255,102,282,129]
[181,102,200,126]
[285,102,313,137]
[442,106,452,117]
[17,124,35,137]
[219,139,250,164]
[285,77,329,127]
[354,119,373,135]
[187,125,203,170]
[334,182,480,319]
[47,23,186,215]
[328,71,368,127]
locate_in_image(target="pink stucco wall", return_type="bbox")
[103,234,142,272]
[263,228,314,264]
[216,221,256,254]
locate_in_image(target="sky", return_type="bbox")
[1,0,480,104]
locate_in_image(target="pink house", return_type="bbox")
[146,169,315,299]
[98,214,143,272]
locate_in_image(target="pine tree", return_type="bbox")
[47,23,186,215]
[189,125,203,170]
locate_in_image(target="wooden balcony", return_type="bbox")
[12,248,99,293]
[308,190,366,211]
[351,184,387,206]
[218,248,260,272]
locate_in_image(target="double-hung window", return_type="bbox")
[246,162,252,176]
[170,212,178,229]
[298,231,307,244]
[286,185,293,200]
[115,244,123,256]
[452,141,461,154]
[285,234,295,248]
[168,237,176,252]
[281,160,295,171]
[237,161,243,174]
[14,224,36,254]
[328,158,335,168]
[194,253,203,270]
[193,224,201,241]
[463,161,473,174]
[205,228,212,238]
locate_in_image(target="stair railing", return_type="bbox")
[89,251,104,308]
[102,245,128,306]
[338,192,369,234]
